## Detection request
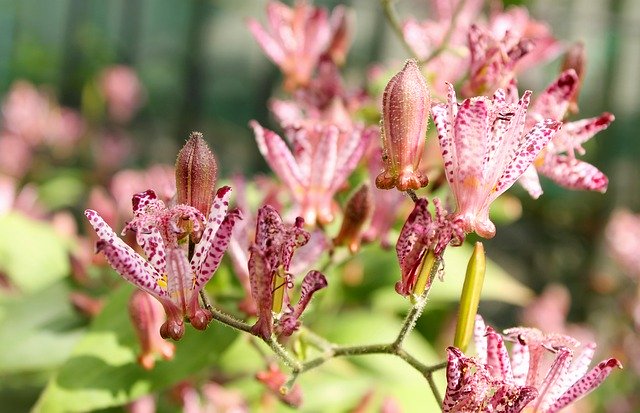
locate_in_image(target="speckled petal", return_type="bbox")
[191,209,242,297]
[553,113,614,154]
[486,327,514,382]
[252,121,307,199]
[432,83,458,190]
[492,119,560,201]
[518,164,544,199]
[531,70,578,121]
[443,347,465,413]
[538,155,608,193]
[473,315,488,364]
[85,209,167,299]
[248,245,274,340]
[546,358,622,413]
[192,186,233,272]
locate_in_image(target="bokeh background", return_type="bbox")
[1,0,640,411]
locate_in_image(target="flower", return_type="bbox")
[251,120,373,225]
[248,205,327,340]
[606,209,640,280]
[376,60,431,191]
[99,65,144,123]
[128,290,175,370]
[443,316,621,413]
[256,363,303,408]
[514,70,614,198]
[463,24,534,96]
[395,197,464,296]
[431,84,561,238]
[247,1,343,91]
[85,186,241,340]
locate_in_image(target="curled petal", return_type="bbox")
[85,210,168,300]
[538,155,608,193]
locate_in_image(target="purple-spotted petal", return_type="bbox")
[192,186,233,272]
[492,119,560,200]
[191,209,242,297]
[531,70,578,122]
[546,358,622,413]
[473,315,488,364]
[291,270,327,320]
[485,327,513,382]
[85,209,168,300]
[538,155,608,193]
[248,245,274,340]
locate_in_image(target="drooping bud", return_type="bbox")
[333,184,373,253]
[560,42,586,114]
[128,290,176,370]
[453,242,486,352]
[376,60,430,191]
[175,132,218,217]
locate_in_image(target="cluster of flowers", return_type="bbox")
[79,0,622,410]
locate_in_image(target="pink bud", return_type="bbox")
[175,132,218,218]
[376,60,430,191]
[333,184,373,253]
[128,290,175,369]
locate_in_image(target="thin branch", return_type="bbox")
[380,0,420,60]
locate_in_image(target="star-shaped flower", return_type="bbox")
[432,84,561,238]
[85,186,241,340]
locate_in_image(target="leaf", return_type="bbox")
[0,281,85,374]
[33,284,238,413]
[0,213,71,294]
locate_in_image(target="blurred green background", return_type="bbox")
[1,0,639,411]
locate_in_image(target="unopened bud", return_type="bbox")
[129,290,175,369]
[561,42,586,114]
[453,242,486,352]
[333,184,373,253]
[175,132,218,217]
[376,60,430,191]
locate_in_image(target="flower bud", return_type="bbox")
[376,60,430,191]
[453,242,486,352]
[175,132,218,217]
[128,290,176,369]
[561,42,586,114]
[333,184,373,253]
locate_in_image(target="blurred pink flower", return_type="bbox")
[248,1,333,91]
[251,120,374,225]
[362,147,409,249]
[443,316,621,413]
[463,24,534,96]
[488,7,562,75]
[110,165,176,221]
[85,187,241,340]
[128,290,175,370]
[431,84,560,238]
[402,0,483,94]
[0,133,32,178]
[514,70,613,198]
[606,209,640,280]
[1,80,84,148]
[99,65,145,123]
[256,363,303,408]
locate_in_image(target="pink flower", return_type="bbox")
[85,186,241,340]
[248,1,344,91]
[606,209,640,280]
[128,290,175,369]
[256,363,303,407]
[463,24,534,96]
[443,316,621,413]
[248,205,327,340]
[376,60,431,191]
[514,70,614,198]
[251,120,374,225]
[488,7,562,76]
[431,84,561,238]
[395,197,464,296]
[99,65,145,123]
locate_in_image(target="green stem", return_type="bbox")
[420,0,466,65]
[381,0,420,60]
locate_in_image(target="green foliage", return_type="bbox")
[0,213,71,294]
[33,284,238,413]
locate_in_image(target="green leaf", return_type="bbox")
[0,281,85,375]
[33,284,238,413]
[0,213,70,294]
